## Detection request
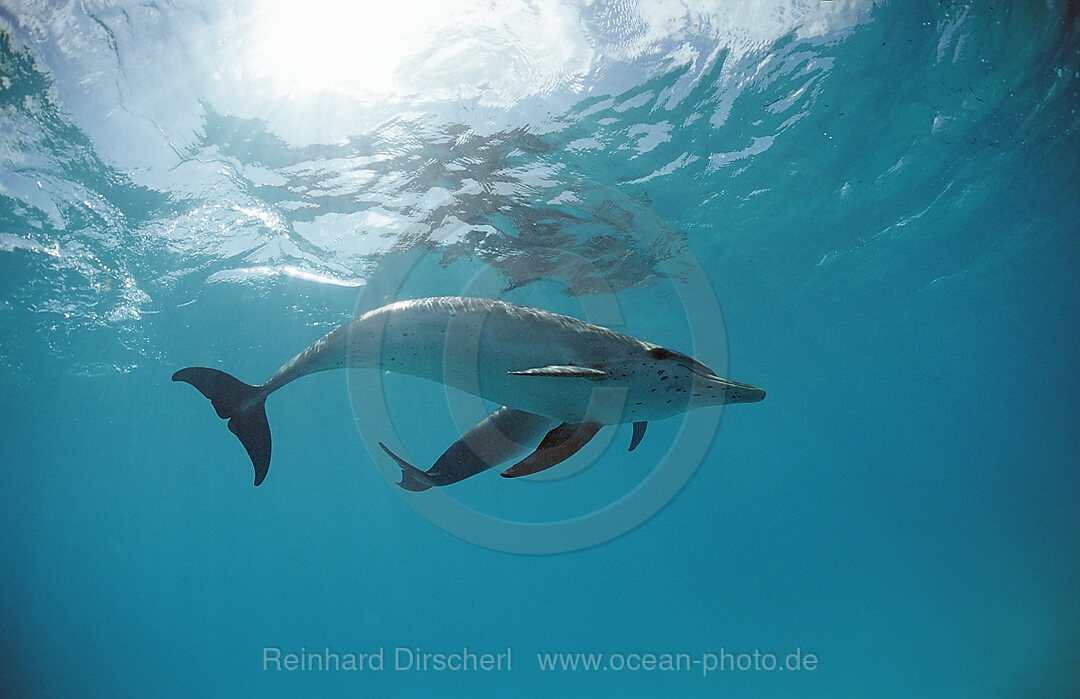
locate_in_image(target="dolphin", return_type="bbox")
[173,296,764,487]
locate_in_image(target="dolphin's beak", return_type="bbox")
[717,378,766,403]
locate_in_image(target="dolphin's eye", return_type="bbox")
[649,347,674,360]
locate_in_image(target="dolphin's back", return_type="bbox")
[346,297,649,420]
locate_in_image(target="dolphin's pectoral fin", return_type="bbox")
[629,421,647,451]
[508,365,607,379]
[378,442,435,492]
[500,421,603,478]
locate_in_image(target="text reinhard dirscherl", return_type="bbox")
[263,647,512,672]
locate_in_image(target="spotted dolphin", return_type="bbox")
[173,296,764,487]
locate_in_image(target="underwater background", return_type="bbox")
[1,0,1078,696]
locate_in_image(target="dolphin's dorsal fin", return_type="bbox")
[629,421,647,451]
[500,421,603,478]
[508,365,607,378]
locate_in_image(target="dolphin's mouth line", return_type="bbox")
[677,359,763,397]
[683,361,721,381]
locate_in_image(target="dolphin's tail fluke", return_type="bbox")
[378,442,435,492]
[172,367,271,486]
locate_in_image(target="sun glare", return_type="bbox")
[246,0,452,100]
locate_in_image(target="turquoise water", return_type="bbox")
[2,1,1079,696]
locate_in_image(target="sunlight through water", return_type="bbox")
[244,0,452,101]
